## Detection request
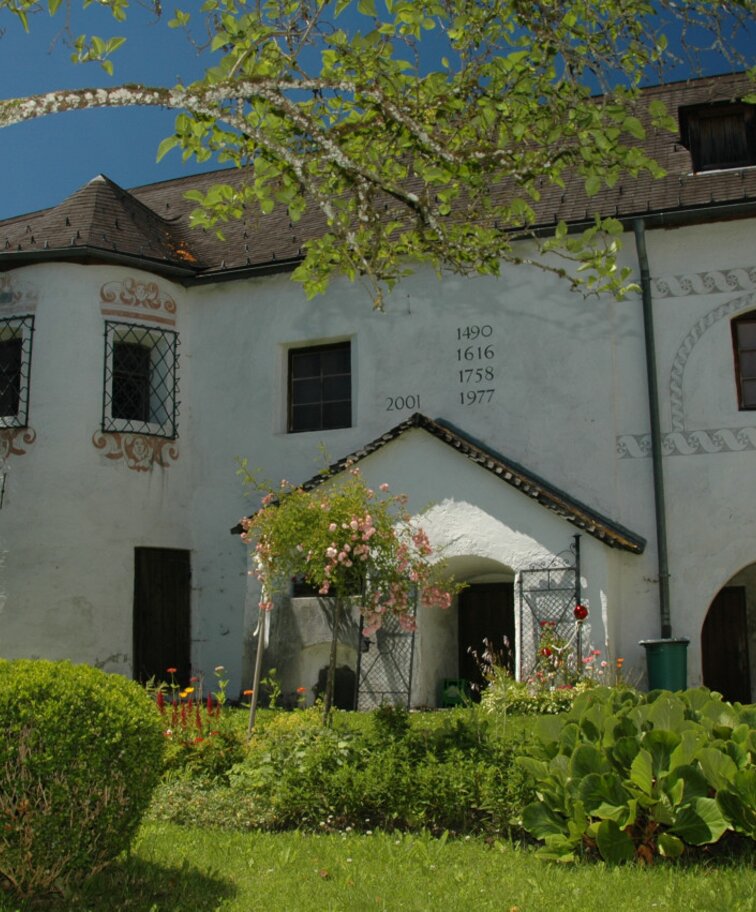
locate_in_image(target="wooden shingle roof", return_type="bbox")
[2,73,755,281]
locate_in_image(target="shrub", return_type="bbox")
[481,667,583,715]
[228,706,534,835]
[0,659,165,898]
[517,686,756,864]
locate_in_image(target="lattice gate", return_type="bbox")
[518,535,583,680]
[354,605,416,710]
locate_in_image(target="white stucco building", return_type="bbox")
[1,74,754,706]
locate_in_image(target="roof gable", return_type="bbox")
[236,413,646,554]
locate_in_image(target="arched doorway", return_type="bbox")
[414,556,517,706]
[458,582,515,697]
[702,567,755,704]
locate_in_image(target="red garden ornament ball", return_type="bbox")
[573,603,589,621]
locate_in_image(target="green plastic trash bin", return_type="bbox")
[639,638,689,691]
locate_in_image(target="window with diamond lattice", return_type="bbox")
[103,322,178,438]
[0,315,34,428]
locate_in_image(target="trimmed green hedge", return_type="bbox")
[0,659,165,898]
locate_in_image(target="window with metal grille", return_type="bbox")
[288,341,351,433]
[0,315,34,428]
[103,322,179,438]
[733,313,756,410]
[680,102,756,172]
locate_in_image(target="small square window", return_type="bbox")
[103,322,179,438]
[733,315,756,410]
[0,315,34,428]
[680,102,756,172]
[288,341,351,433]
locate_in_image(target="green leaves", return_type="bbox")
[670,798,730,846]
[2,1,756,303]
[595,820,635,863]
[518,687,755,864]
[522,802,566,839]
[70,32,127,74]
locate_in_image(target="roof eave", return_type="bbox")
[0,246,201,278]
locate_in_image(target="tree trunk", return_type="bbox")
[322,597,342,725]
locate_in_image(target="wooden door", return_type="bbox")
[458,582,515,698]
[702,586,752,704]
[133,547,191,685]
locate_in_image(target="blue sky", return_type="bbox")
[0,3,753,222]
[0,2,223,220]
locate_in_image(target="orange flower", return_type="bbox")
[243,689,254,696]
[296,686,307,694]
[166,667,177,674]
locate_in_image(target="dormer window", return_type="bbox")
[679,101,756,173]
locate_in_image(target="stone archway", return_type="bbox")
[702,564,756,703]
[414,555,515,707]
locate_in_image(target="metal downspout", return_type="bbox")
[633,219,672,639]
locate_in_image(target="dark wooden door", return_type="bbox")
[702,586,752,704]
[458,582,515,698]
[133,547,191,685]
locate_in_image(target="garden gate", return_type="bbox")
[518,535,583,680]
[354,605,416,710]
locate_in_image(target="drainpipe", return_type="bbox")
[633,219,672,639]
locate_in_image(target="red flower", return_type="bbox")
[166,667,177,674]
[296,686,307,694]
[574,603,589,621]
[540,647,553,657]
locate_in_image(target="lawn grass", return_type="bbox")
[2,824,753,912]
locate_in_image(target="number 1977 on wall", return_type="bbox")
[460,389,494,405]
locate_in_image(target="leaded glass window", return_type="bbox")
[103,322,179,438]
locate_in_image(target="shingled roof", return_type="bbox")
[2,73,755,281]
[233,413,647,554]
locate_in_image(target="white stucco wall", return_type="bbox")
[2,213,755,702]
[0,264,194,676]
